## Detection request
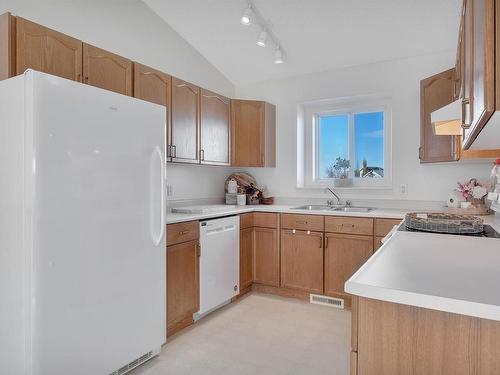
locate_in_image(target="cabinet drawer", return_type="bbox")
[167,221,199,246]
[281,213,324,231]
[325,216,373,235]
[253,212,279,228]
[240,213,254,229]
[374,218,401,237]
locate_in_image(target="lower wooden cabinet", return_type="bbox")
[374,236,384,251]
[324,233,374,304]
[356,297,500,374]
[374,218,401,251]
[253,227,280,287]
[167,238,200,336]
[240,227,254,291]
[280,229,324,294]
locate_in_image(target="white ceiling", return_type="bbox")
[143,0,462,86]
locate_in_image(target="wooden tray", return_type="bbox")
[444,206,490,216]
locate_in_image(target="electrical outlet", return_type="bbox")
[400,184,408,195]
[166,184,173,196]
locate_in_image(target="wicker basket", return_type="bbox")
[404,212,484,234]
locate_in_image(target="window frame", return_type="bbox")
[301,94,392,189]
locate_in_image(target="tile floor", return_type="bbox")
[130,292,351,375]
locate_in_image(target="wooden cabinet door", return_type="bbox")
[462,0,495,149]
[16,17,82,81]
[374,237,384,251]
[171,77,200,163]
[231,100,265,167]
[280,229,324,294]
[240,227,254,290]
[133,62,172,159]
[167,239,199,334]
[0,12,15,80]
[82,43,132,96]
[253,227,279,287]
[420,69,460,163]
[200,89,230,165]
[325,233,373,298]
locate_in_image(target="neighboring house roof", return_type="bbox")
[361,167,384,178]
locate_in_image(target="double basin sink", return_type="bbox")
[292,205,374,213]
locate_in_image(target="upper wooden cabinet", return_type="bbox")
[420,69,460,163]
[0,13,15,80]
[83,43,132,96]
[460,0,495,149]
[133,62,172,157]
[280,229,324,294]
[231,100,276,167]
[0,13,280,167]
[16,17,82,82]
[200,89,230,165]
[171,77,200,164]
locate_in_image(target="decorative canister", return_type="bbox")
[227,179,238,194]
[237,194,246,206]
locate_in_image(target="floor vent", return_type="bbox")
[310,294,345,309]
[109,351,153,375]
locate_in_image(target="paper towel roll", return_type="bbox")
[447,191,464,208]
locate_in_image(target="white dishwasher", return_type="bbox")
[196,215,240,318]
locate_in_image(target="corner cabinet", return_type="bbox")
[419,69,460,163]
[239,213,254,292]
[324,233,373,308]
[253,213,280,287]
[16,17,83,82]
[231,100,276,167]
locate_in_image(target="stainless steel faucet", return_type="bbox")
[326,187,342,206]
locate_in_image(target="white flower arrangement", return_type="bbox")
[472,185,487,200]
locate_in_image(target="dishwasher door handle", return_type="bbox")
[205,224,237,235]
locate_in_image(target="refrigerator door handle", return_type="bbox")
[150,146,165,246]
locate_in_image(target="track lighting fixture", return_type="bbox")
[256,30,267,47]
[240,5,253,25]
[274,47,284,64]
[240,1,286,64]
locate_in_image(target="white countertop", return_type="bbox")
[345,225,500,321]
[166,204,409,224]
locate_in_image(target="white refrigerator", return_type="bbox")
[0,71,167,375]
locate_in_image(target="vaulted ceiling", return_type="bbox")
[144,0,462,86]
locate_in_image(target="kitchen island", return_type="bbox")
[345,229,500,375]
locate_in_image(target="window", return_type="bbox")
[300,95,391,188]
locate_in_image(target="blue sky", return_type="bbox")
[319,112,384,178]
